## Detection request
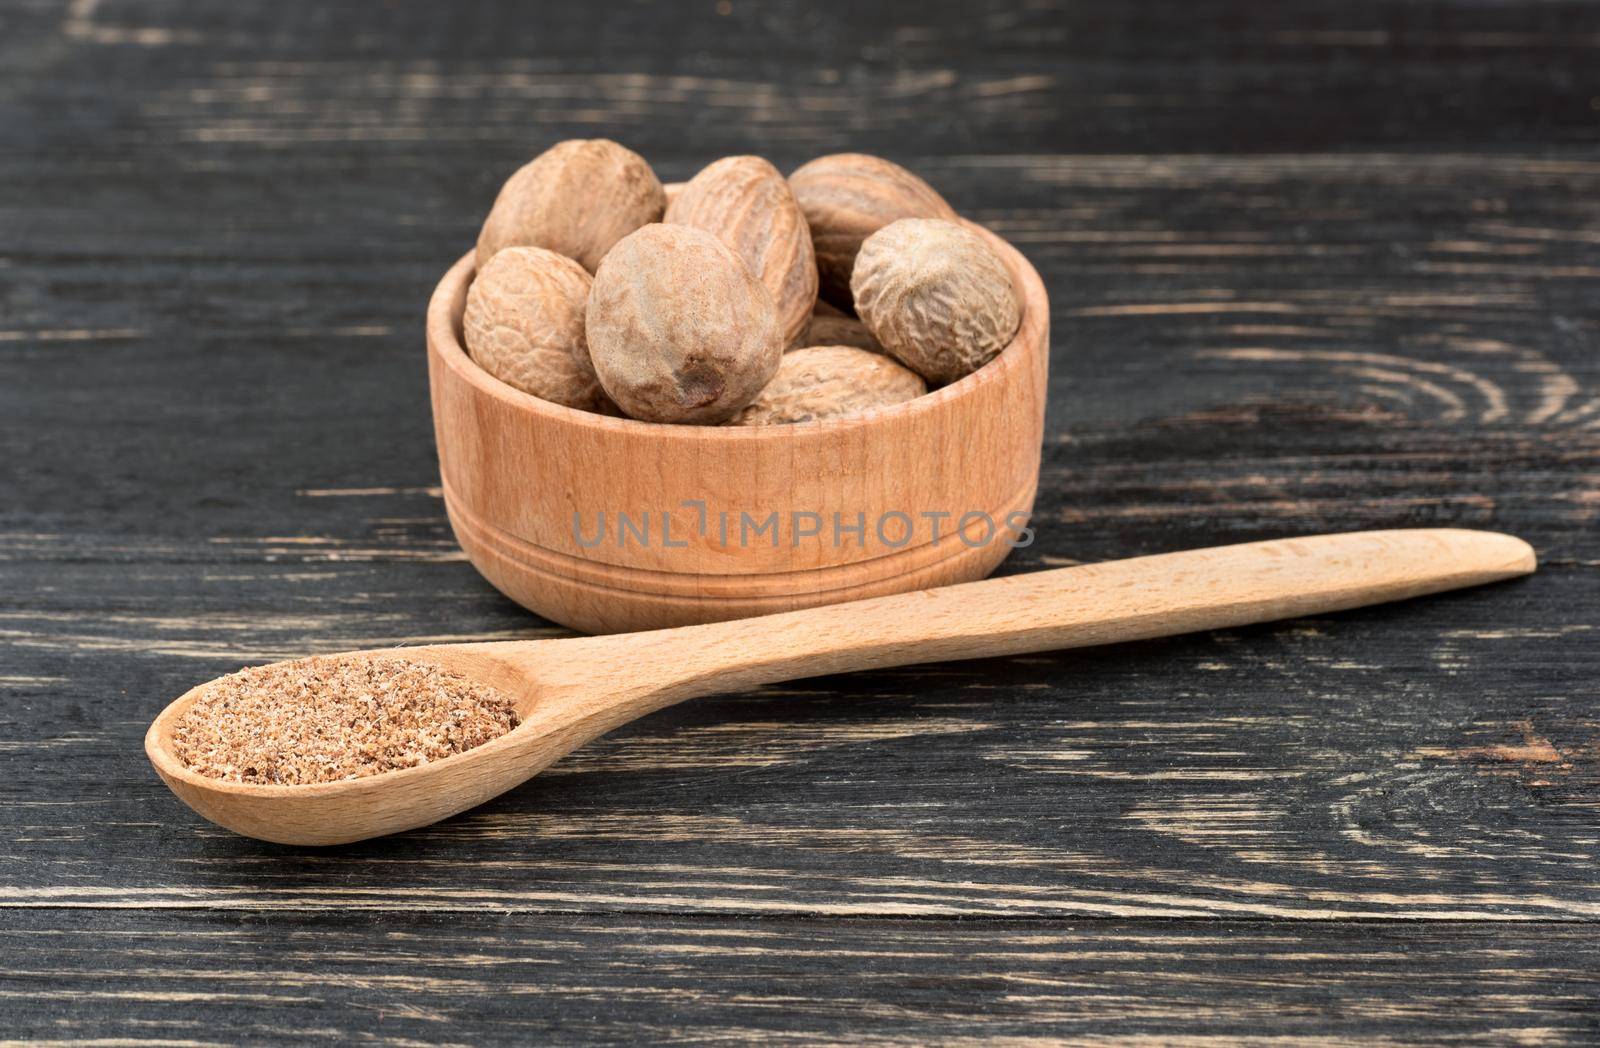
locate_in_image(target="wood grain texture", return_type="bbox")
[2,912,1597,1045]
[3,0,1599,1041]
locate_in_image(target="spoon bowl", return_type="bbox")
[146,529,1536,845]
[147,639,576,844]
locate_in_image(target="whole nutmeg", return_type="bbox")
[797,313,883,355]
[586,224,782,424]
[477,139,666,273]
[852,218,1022,386]
[666,156,817,349]
[730,345,927,426]
[788,153,957,310]
[463,247,606,411]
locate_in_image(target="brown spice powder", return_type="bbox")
[172,655,520,785]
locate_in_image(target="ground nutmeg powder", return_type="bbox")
[172,655,520,785]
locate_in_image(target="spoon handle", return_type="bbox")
[628,529,1533,701]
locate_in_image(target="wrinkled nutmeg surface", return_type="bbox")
[730,345,927,426]
[463,247,606,411]
[667,156,817,349]
[476,139,665,273]
[789,153,957,310]
[852,218,1021,387]
[586,224,782,424]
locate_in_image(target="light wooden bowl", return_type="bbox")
[426,222,1049,634]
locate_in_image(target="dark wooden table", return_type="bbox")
[4,0,1599,1042]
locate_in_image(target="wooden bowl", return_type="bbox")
[426,223,1049,634]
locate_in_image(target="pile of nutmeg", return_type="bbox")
[464,140,1022,426]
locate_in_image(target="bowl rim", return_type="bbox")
[426,220,1047,442]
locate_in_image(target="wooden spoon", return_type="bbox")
[146,528,1534,845]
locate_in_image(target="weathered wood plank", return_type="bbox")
[8,0,1600,156]
[5,152,1599,557]
[2,911,1598,1045]
[1,558,1593,919]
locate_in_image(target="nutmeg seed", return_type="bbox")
[585,224,782,424]
[730,345,927,426]
[796,313,884,355]
[477,139,666,273]
[789,153,958,310]
[463,247,606,411]
[851,218,1021,386]
[667,156,817,349]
